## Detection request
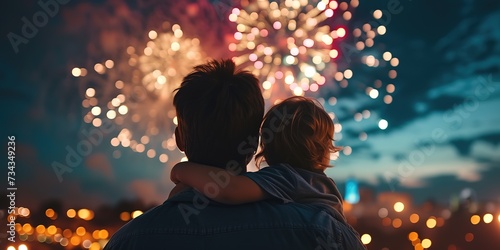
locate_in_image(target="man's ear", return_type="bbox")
[175,127,185,152]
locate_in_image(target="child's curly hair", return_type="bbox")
[255,96,342,172]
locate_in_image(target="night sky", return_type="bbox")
[1,0,499,211]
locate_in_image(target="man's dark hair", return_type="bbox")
[173,59,264,172]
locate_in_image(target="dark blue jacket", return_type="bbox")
[105,189,366,250]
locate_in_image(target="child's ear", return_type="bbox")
[175,127,185,152]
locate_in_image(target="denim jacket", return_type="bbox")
[105,189,366,250]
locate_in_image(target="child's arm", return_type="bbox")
[171,162,265,205]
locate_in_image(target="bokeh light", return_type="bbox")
[98,229,109,239]
[410,213,420,223]
[131,210,143,219]
[483,213,493,223]
[408,232,418,241]
[426,217,437,228]
[394,202,404,212]
[45,209,55,218]
[378,119,388,130]
[361,233,372,245]
[67,209,76,218]
[392,218,402,228]
[421,238,432,248]
[120,211,131,221]
[465,233,474,242]
[470,214,481,225]
[378,207,388,218]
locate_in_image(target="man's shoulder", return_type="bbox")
[108,193,334,232]
[169,189,334,226]
[104,205,164,249]
[105,192,356,249]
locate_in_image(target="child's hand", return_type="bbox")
[170,162,186,184]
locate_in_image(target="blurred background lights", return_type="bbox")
[72,67,81,77]
[378,207,388,218]
[465,233,474,242]
[427,216,437,228]
[120,211,131,221]
[378,119,388,130]
[77,208,94,220]
[392,218,402,228]
[131,210,143,219]
[98,229,109,239]
[45,209,55,219]
[408,231,418,241]
[483,213,493,223]
[344,178,360,204]
[421,239,432,248]
[394,202,405,212]
[369,88,379,99]
[343,146,352,156]
[361,234,372,245]
[67,209,76,218]
[410,213,420,223]
[470,214,480,225]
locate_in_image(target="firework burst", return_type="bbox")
[74,22,205,162]
[228,0,348,98]
[229,0,398,147]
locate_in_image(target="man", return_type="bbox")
[105,59,365,250]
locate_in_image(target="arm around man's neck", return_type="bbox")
[170,161,265,204]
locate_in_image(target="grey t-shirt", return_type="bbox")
[244,163,346,223]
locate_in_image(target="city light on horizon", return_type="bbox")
[360,233,372,245]
[483,213,493,223]
[6,194,500,250]
[471,215,481,225]
[394,201,405,212]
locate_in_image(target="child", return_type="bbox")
[170,96,346,221]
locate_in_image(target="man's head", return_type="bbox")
[173,59,264,171]
[256,96,342,172]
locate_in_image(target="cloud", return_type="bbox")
[470,140,500,162]
[456,168,481,182]
[449,132,500,157]
[449,139,474,156]
[399,178,427,188]
[330,144,487,190]
[338,95,500,164]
